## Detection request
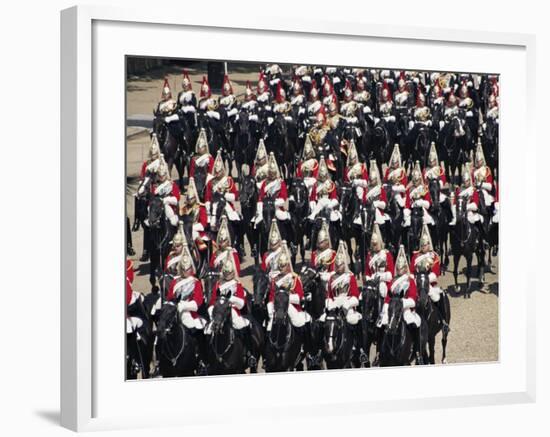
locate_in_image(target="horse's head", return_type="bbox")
[451,116,466,138]
[387,296,404,335]
[415,271,431,309]
[262,198,276,228]
[202,270,220,304]
[362,277,381,321]
[211,295,232,335]
[252,270,269,308]
[239,175,257,208]
[156,302,178,340]
[273,289,290,324]
[428,178,440,211]
[289,178,308,210]
[148,196,165,230]
[237,110,249,133]
[324,306,345,355]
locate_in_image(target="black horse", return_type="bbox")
[379,296,414,367]
[155,303,197,377]
[322,307,354,369]
[263,290,303,372]
[300,266,325,370]
[428,178,451,268]
[415,272,451,364]
[126,294,154,379]
[251,268,270,329]
[288,178,310,265]
[152,115,189,190]
[234,111,256,183]
[239,174,258,260]
[147,195,174,287]
[406,206,424,257]
[359,278,383,367]
[207,295,246,375]
[440,116,471,184]
[265,113,296,180]
[450,195,481,298]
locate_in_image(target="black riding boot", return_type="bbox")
[194,330,209,375]
[127,217,135,256]
[436,296,450,334]
[410,325,424,365]
[141,226,150,262]
[241,325,257,369]
[353,324,368,366]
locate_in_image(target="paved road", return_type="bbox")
[126,66,498,367]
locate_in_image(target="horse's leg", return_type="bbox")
[466,253,473,298]
[429,334,436,365]
[453,252,460,294]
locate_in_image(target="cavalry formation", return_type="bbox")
[126,64,499,378]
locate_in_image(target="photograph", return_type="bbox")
[125,58,499,379]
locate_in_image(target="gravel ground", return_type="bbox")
[126,64,498,368]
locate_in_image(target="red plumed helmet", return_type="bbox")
[382,80,392,102]
[182,69,192,90]
[275,80,286,103]
[416,85,426,107]
[309,79,319,101]
[161,77,172,99]
[257,71,268,94]
[222,74,233,96]
[200,76,211,98]
[322,74,333,97]
[245,80,256,101]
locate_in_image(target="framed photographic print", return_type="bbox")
[61,4,536,432]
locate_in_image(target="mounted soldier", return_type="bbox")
[156,78,178,118]
[343,139,369,200]
[307,78,322,120]
[377,244,423,363]
[176,69,197,129]
[209,216,241,276]
[365,223,394,300]
[198,76,212,112]
[260,219,285,279]
[189,128,214,195]
[251,138,269,190]
[319,241,362,338]
[450,162,481,227]
[180,177,208,252]
[308,155,340,238]
[255,152,291,237]
[266,244,312,336]
[310,219,336,282]
[164,221,186,277]
[206,257,256,368]
[403,161,434,228]
[296,133,319,194]
[220,74,239,139]
[204,150,240,231]
[411,225,450,332]
[153,158,181,228]
[384,144,408,209]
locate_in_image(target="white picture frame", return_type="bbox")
[61,5,536,432]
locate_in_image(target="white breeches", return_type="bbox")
[450,205,483,225]
[480,189,494,206]
[403,208,434,226]
[126,317,143,334]
[379,303,421,328]
[319,307,362,325]
[205,307,249,334]
[492,203,499,224]
[379,281,388,299]
[164,204,179,226]
[210,202,240,225]
[428,286,443,303]
[179,311,206,330]
[266,302,310,331]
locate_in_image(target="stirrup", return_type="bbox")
[247,355,257,368]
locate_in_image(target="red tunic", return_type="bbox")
[454,187,480,207]
[261,250,282,272]
[204,176,239,204]
[152,181,181,213]
[310,181,338,201]
[268,273,304,312]
[189,154,214,177]
[405,186,432,209]
[327,273,360,299]
[385,276,417,304]
[343,164,369,184]
[384,167,408,186]
[126,278,133,306]
[364,250,394,279]
[362,185,388,215]
[209,281,246,316]
[310,249,336,271]
[209,249,241,276]
[411,251,441,285]
[423,167,448,185]
[296,160,319,178]
[258,179,288,202]
[166,277,204,319]
[126,259,134,284]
